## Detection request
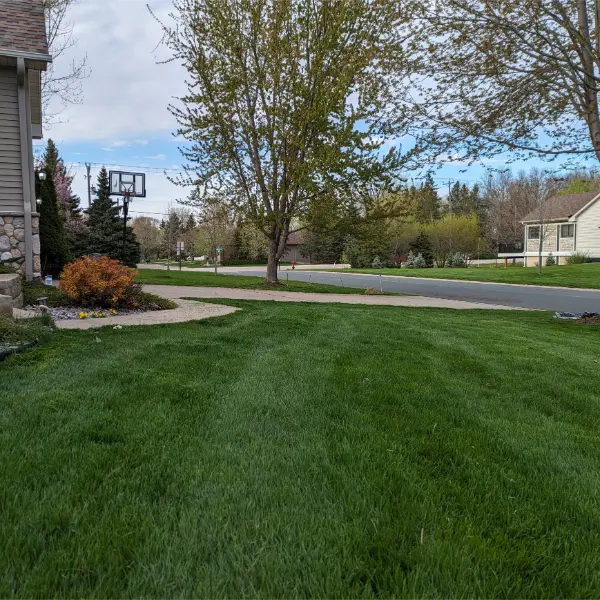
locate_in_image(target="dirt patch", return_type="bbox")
[576,315,600,325]
[364,287,383,295]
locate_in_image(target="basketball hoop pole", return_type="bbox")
[121,190,133,263]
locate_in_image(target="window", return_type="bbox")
[561,224,574,238]
[528,226,540,240]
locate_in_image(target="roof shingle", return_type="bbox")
[521,191,600,222]
[0,0,50,58]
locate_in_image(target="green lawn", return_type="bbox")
[136,268,371,294]
[331,262,600,289]
[2,301,600,597]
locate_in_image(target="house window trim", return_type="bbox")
[528,225,541,240]
[560,224,575,239]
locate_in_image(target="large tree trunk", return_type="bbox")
[266,240,280,284]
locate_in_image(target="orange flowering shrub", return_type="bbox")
[59,256,139,308]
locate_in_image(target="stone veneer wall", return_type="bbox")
[0,273,23,309]
[0,213,41,277]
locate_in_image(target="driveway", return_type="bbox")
[138,264,600,312]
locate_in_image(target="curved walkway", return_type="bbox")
[45,284,528,331]
[53,299,238,330]
[142,284,529,310]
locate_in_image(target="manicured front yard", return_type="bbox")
[136,268,371,294]
[2,301,600,597]
[332,262,600,289]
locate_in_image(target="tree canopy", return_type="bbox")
[155,0,411,281]
[409,0,600,168]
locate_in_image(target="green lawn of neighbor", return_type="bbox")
[332,262,600,289]
[2,301,600,598]
[136,268,372,294]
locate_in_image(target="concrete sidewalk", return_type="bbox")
[142,284,528,310]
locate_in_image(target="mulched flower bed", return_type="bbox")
[23,301,175,321]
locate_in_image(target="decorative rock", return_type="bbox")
[4,224,14,236]
[14,229,25,242]
[17,241,25,253]
[3,216,12,224]
[32,234,40,255]
[0,252,12,262]
[0,226,3,236]
[12,217,24,229]
[0,235,10,252]
[0,294,12,317]
[31,216,39,229]
[33,255,41,272]
[13,293,23,309]
[0,216,3,225]
[11,248,21,259]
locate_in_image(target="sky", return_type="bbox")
[33,0,581,219]
[34,0,187,220]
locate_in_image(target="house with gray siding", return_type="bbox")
[520,191,600,266]
[0,0,51,280]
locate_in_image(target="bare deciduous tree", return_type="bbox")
[44,0,89,121]
[409,0,600,168]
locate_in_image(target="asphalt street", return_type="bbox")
[224,267,600,312]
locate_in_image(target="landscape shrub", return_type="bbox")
[23,280,73,307]
[371,256,385,269]
[447,252,468,268]
[409,231,434,267]
[566,252,591,265]
[406,251,426,269]
[545,253,556,267]
[59,256,139,308]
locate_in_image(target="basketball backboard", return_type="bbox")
[109,171,146,198]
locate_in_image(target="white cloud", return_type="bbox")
[144,154,167,160]
[45,0,187,143]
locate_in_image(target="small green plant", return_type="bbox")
[545,253,556,266]
[23,280,73,308]
[566,252,591,265]
[0,314,54,350]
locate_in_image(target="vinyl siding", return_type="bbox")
[574,199,600,256]
[0,67,23,212]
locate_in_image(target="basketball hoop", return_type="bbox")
[121,182,135,196]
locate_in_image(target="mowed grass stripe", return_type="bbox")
[136,268,372,294]
[329,262,600,289]
[1,303,600,597]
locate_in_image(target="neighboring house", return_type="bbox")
[519,191,600,266]
[280,233,307,263]
[0,0,51,280]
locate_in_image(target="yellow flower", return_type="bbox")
[79,312,88,319]
[109,309,117,315]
